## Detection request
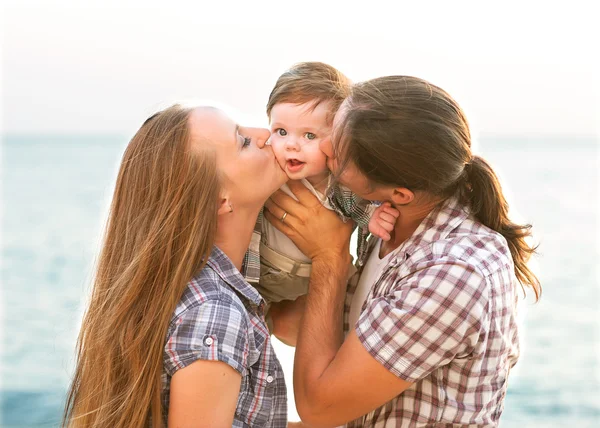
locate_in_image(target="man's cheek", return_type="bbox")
[326,157,338,173]
[319,138,333,157]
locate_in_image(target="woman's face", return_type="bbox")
[189,107,287,209]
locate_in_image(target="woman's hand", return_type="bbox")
[264,180,353,265]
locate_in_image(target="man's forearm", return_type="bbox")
[294,256,348,412]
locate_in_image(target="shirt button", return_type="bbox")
[204,337,214,346]
[266,375,274,383]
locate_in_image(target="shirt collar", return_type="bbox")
[388,197,470,266]
[206,246,264,307]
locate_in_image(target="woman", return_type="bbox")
[63,105,288,427]
[266,76,541,427]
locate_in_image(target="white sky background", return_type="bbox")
[1,0,599,137]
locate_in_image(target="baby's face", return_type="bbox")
[268,101,331,183]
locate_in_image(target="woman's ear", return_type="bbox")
[217,197,233,215]
[390,187,414,206]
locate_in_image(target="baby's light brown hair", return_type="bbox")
[266,62,351,124]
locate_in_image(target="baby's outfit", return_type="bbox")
[254,178,375,316]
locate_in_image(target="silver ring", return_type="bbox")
[280,211,288,223]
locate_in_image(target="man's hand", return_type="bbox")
[264,180,353,265]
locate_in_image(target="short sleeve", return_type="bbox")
[356,260,489,382]
[163,299,249,377]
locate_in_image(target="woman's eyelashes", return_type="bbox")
[238,132,251,149]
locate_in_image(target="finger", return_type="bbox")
[268,188,315,220]
[379,221,394,233]
[380,221,395,233]
[370,220,392,239]
[264,199,301,230]
[381,205,400,217]
[264,208,296,238]
[373,226,391,241]
[379,211,398,225]
[287,180,322,208]
[268,189,302,212]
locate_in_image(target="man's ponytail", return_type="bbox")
[466,155,541,300]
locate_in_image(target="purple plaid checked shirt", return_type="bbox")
[161,246,287,427]
[344,197,521,427]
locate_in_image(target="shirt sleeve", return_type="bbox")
[355,260,489,383]
[163,298,250,377]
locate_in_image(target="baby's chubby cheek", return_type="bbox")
[267,139,286,165]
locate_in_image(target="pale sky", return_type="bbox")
[2,0,598,137]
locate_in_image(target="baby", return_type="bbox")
[254,62,398,322]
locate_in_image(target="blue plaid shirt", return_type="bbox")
[162,246,287,427]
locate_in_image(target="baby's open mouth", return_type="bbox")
[286,159,306,172]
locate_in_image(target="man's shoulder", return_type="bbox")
[423,217,513,277]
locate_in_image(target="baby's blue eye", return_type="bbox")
[276,129,287,136]
[305,132,316,140]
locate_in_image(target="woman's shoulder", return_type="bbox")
[171,267,251,328]
[162,270,255,379]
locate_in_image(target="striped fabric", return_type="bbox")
[162,246,287,427]
[344,197,521,427]
[327,183,375,266]
[241,210,265,285]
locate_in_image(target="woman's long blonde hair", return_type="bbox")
[63,105,221,427]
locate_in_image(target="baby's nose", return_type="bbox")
[285,138,301,150]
